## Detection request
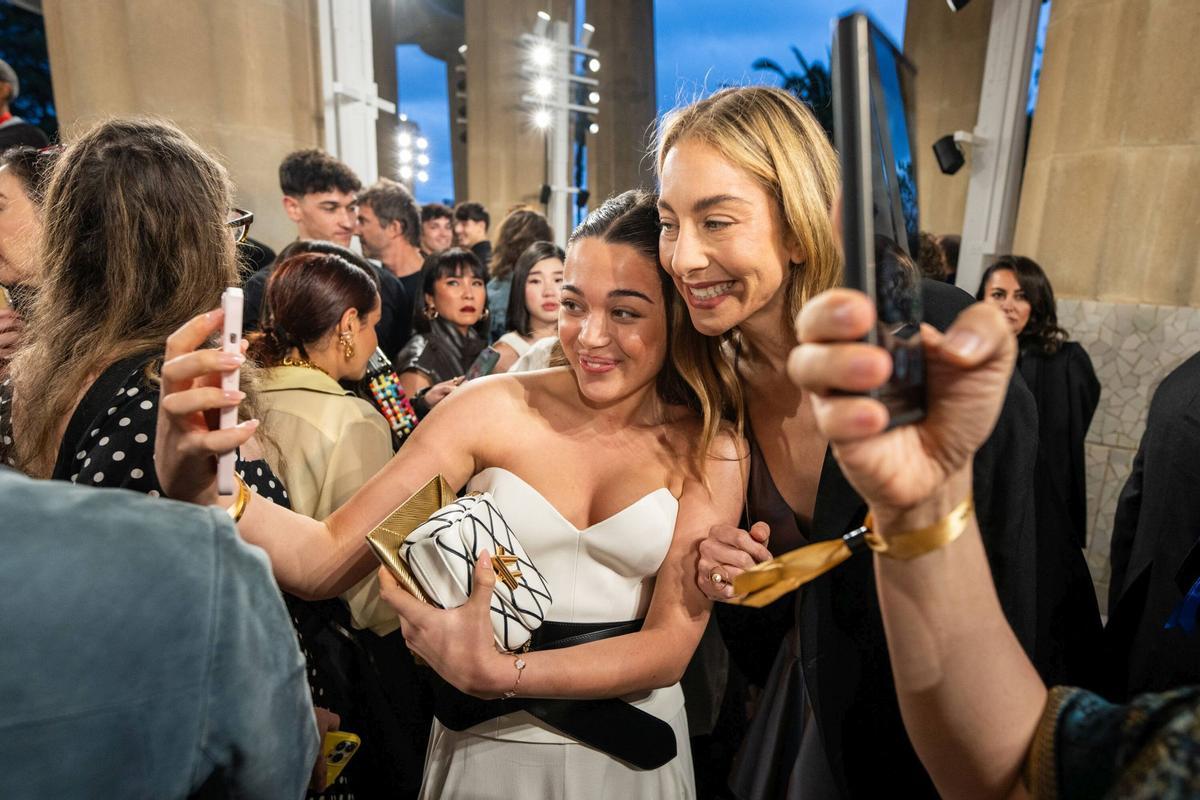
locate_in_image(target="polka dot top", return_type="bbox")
[0,359,289,506]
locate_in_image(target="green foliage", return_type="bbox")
[752,45,833,140]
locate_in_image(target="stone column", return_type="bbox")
[1012,0,1200,307]
[587,0,657,205]
[463,0,573,237]
[901,0,994,237]
[42,0,324,250]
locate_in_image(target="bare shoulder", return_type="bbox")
[424,366,574,422]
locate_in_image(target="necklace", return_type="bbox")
[281,356,330,376]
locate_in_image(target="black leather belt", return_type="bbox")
[431,619,679,770]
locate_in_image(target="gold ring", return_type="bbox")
[710,571,725,585]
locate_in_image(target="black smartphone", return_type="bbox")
[833,12,926,427]
[464,346,501,381]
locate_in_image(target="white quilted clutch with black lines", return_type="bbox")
[401,492,552,652]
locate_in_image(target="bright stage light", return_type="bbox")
[531,44,553,68]
[588,91,600,105]
[588,58,600,73]
[589,122,599,135]
[534,77,553,97]
[398,131,413,147]
[533,109,552,129]
[400,165,413,180]
[417,170,429,183]
[416,137,428,150]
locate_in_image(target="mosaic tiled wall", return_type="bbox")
[1057,299,1200,612]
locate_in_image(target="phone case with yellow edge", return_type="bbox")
[321,730,361,790]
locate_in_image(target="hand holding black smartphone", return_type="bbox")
[833,12,926,428]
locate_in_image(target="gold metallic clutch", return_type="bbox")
[365,474,456,605]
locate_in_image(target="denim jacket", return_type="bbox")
[0,468,318,798]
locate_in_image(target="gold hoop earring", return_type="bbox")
[339,330,355,360]
[424,304,439,321]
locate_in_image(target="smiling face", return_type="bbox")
[524,257,565,328]
[426,268,485,332]
[421,215,453,254]
[557,238,667,407]
[982,268,1031,336]
[0,166,41,286]
[657,139,803,336]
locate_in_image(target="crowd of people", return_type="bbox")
[2,50,1200,800]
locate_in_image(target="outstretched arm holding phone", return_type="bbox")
[791,288,1200,800]
[788,288,1044,800]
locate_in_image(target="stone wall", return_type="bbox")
[1058,299,1200,611]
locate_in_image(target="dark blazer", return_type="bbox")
[241,256,413,360]
[1105,351,1200,700]
[722,279,1040,799]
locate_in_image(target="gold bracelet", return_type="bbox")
[225,473,251,523]
[501,655,527,700]
[863,494,974,560]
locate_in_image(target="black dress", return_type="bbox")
[1020,343,1105,687]
[720,279,1041,799]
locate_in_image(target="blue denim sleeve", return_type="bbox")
[194,508,318,798]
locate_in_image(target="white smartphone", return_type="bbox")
[218,287,243,496]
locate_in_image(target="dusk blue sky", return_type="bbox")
[396,1,909,205]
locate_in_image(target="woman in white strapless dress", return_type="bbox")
[155,191,746,798]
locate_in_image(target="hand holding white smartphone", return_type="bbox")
[218,287,243,495]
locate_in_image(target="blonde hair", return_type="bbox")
[655,86,842,328]
[653,86,842,433]
[9,118,238,476]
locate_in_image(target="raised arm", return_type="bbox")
[155,308,485,599]
[788,290,1046,800]
[378,431,747,700]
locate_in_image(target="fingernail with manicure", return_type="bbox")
[223,390,245,401]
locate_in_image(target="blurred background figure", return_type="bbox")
[978,254,1103,685]
[939,234,961,285]
[915,230,951,283]
[420,202,454,255]
[484,207,553,341]
[396,247,487,415]
[0,145,58,366]
[452,201,491,268]
[494,241,564,372]
[0,59,49,149]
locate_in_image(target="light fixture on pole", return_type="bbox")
[520,11,601,243]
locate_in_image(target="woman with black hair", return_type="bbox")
[396,248,489,415]
[494,241,564,372]
[979,255,1103,686]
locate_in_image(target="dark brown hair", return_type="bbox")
[505,240,565,337]
[489,207,554,281]
[249,252,379,365]
[976,255,1069,356]
[279,149,361,197]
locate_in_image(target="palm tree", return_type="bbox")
[752,46,833,140]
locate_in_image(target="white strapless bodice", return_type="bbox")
[456,466,686,744]
[465,467,679,624]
